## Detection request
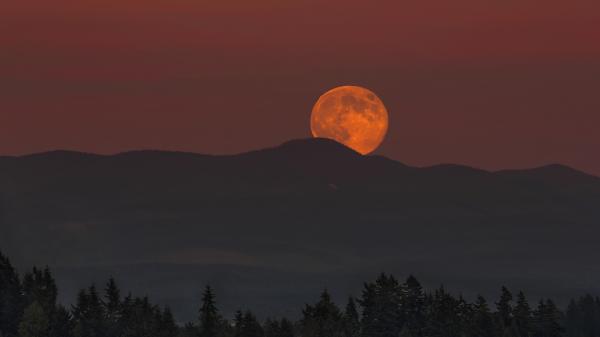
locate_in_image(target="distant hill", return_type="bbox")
[1,138,600,322]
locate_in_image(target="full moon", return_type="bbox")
[310,86,389,155]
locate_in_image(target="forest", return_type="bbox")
[1,251,599,337]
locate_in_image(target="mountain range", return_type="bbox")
[1,138,599,322]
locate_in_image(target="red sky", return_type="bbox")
[1,0,599,174]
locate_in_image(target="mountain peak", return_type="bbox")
[276,138,361,156]
[496,163,599,185]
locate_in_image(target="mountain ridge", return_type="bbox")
[2,138,597,180]
[1,137,600,321]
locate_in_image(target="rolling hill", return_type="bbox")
[1,138,599,322]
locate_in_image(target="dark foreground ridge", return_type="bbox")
[1,138,600,322]
[1,250,598,337]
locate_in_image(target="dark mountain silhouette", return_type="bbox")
[1,138,600,322]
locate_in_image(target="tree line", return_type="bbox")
[2,251,600,337]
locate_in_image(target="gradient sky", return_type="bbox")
[1,0,599,174]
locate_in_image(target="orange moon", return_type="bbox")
[310,86,389,155]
